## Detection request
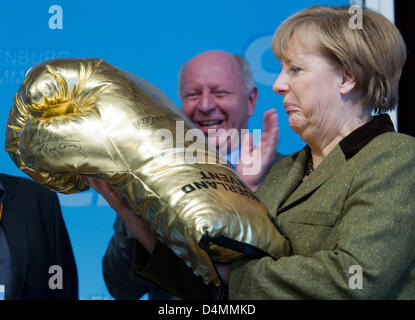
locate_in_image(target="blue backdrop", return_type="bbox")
[0,0,348,299]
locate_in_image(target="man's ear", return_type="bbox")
[247,86,258,116]
[340,68,356,95]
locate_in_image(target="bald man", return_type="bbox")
[100,51,283,300]
[179,50,282,190]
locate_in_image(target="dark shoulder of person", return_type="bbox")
[0,172,78,300]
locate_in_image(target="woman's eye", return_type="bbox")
[290,66,301,73]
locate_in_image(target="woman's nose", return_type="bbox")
[272,73,289,95]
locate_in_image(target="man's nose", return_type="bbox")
[198,92,216,113]
[272,73,289,95]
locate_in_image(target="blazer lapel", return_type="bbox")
[279,145,346,213]
[258,148,308,216]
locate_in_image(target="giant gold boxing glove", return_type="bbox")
[5,58,291,286]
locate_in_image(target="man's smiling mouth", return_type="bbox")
[197,120,224,128]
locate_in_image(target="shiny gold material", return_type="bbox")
[5,58,289,286]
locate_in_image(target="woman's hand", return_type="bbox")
[87,177,157,254]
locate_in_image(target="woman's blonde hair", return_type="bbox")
[272,5,407,113]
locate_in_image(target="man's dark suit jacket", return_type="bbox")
[0,173,78,300]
